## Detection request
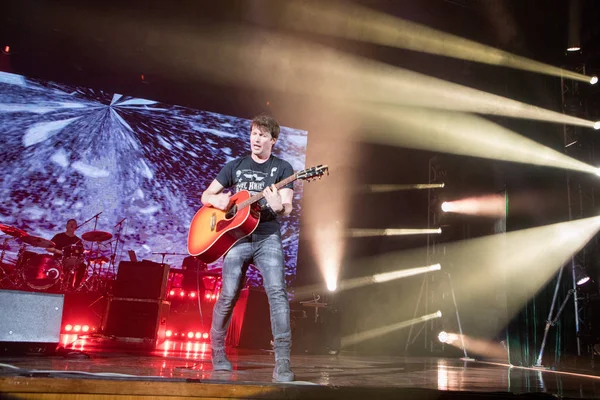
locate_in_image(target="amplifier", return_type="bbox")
[0,290,64,354]
[113,260,170,299]
[102,297,170,347]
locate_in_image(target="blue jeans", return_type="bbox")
[210,232,291,361]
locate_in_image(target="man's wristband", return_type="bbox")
[268,204,285,216]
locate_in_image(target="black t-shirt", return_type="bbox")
[50,232,82,255]
[215,155,294,235]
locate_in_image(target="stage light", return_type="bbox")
[205,293,211,299]
[166,330,172,337]
[439,194,506,217]
[180,291,185,297]
[575,267,590,286]
[577,275,590,286]
[82,325,89,333]
[327,279,337,292]
[65,324,73,332]
[372,263,441,284]
[438,331,448,343]
[294,263,443,298]
[341,311,442,347]
[348,228,442,237]
[594,121,600,130]
[195,332,201,339]
[591,76,598,85]
[203,333,209,339]
[277,1,595,84]
[364,183,445,192]
[3,46,9,54]
[187,332,194,339]
[189,291,196,298]
[74,325,81,332]
[436,310,442,318]
[169,290,175,296]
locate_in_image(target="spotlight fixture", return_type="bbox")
[327,280,337,292]
[567,46,581,52]
[441,202,450,212]
[438,331,448,343]
[591,76,599,85]
[594,121,600,130]
[575,266,591,286]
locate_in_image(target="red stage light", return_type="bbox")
[187,332,194,338]
[169,290,175,296]
[74,325,81,332]
[202,333,209,339]
[205,293,210,299]
[195,332,201,339]
[180,291,185,297]
[82,325,90,333]
[65,324,73,332]
[4,46,10,54]
[166,330,172,337]
[211,294,216,300]
[189,291,196,298]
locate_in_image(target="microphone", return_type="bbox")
[115,217,127,228]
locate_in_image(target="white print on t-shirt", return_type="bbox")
[234,169,271,194]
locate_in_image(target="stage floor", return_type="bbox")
[1,337,600,399]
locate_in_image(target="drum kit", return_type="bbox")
[0,222,116,292]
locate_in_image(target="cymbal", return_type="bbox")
[0,223,27,238]
[82,230,113,242]
[20,235,55,248]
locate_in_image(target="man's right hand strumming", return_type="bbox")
[207,192,232,211]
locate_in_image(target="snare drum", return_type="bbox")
[62,243,84,270]
[19,251,62,290]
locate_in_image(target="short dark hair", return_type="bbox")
[66,219,77,227]
[251,114,280,140]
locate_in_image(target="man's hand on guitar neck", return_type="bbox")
[263,184,283,213]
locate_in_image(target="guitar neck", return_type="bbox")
[236,174,298,210]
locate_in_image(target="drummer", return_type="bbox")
[47,219,85,286]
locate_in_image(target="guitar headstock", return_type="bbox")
[297,164,329,182]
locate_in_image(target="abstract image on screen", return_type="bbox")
[0,72,308,287]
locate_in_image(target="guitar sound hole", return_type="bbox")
[225,205,237,219]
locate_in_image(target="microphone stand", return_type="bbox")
[151,252,187,265]
[77,212,103,231]
[110,218,127,277]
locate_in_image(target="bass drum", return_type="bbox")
[20,251,62,290]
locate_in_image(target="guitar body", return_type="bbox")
[187,190,261,264]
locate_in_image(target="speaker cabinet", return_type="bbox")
[113,260,170,299]
[102,297,170,346]
[0,290,64,354]
[234,288,272,350]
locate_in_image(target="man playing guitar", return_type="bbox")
[200,114,295,382]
